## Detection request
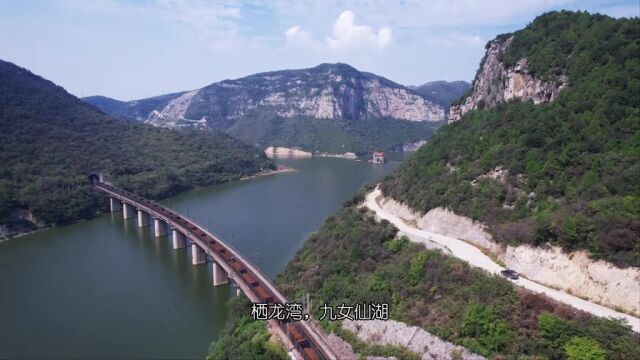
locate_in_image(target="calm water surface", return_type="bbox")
[0,157,400,359]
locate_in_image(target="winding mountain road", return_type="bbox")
[365,188,640,333]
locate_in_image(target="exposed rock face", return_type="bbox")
[86,64,444,127]
[325,333,357,360]
[84,63,446,152]
[449,37,567,122]
[264,146,312,158]
[379,197,500,253]
[402,139,427,152]
[502,246,640,316]
[187,63,444,125]
[376,195,640,316]
[343,319,485,360]
[145,90,207,129]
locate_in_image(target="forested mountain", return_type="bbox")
[0,59,273,237]
[84,63,446,154]
[265,11,640,359]
[411,80,471,113]
[382,11,640,267]
[275,193,639,359]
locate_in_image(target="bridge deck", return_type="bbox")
[95,182,335,360]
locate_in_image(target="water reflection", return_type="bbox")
[0,157,400,359]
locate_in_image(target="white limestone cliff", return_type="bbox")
[449,37,567,122]
[202,74,444,122]
[376,195,640,316]
[264,146,312,158]
[145,89,207,129]
[343,319,485,360]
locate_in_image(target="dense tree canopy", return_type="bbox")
[208,297,288,360]
[0,60,273,235]
[382,11,640,267]
[276,196,639,359]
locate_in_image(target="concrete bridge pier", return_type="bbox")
[172,229,186,249]
[109,197,122,212]
[122,203,135,219]
[137,210,150,227]
[192,245,206,265]
[154,218,167,237]
[212,262,229,286]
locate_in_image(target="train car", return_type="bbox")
[240,271,259,286]
[218,249,233,260]
[302,347,322,360]
[254,285,274,303]
[222,251,235,262]
[230,260,245,273]
[287,323,307,345]
[212,243,224,252]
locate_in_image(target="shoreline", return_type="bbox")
[2,167,296,243]
[0,218,89,244]
[313,152,358,160]
[240,165,296,181]
[264,146,359,160]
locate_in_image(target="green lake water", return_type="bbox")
[0,157,400,359]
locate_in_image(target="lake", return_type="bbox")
[0,157,400,359]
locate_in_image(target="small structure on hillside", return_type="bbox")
[370,151,385,164]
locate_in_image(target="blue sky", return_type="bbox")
[0,0,637,100]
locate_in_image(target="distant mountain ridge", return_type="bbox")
[410,80,471,113]
[84,91,188,123]
[85,64,464,154]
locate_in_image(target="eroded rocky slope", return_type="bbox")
[85,63,448,153]
[449,37,566,122]
[187,63,444,125]
[376,194,640,316]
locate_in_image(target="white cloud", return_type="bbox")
[285,10,392,52]
[285,25,317,48]
[58,0,248,50]
[326,10,392,50]
[158,0,244,50]
[271,0,578,27]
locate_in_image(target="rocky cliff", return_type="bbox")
[85,63,446,153]
[186,63,444,125]
[449,37,567,122]
[375,194,640,317]
[86,63,445,127]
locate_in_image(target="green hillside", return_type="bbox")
[0,60,273,236]
[382,11,640,267]
[226,112,442,155]
[276,194,639,359]
[84,63,446,155]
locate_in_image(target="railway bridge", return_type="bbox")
[89,173,336,360]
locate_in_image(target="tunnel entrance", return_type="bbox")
[87,172,101,185]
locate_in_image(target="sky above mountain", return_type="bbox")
[0,0,636,100]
